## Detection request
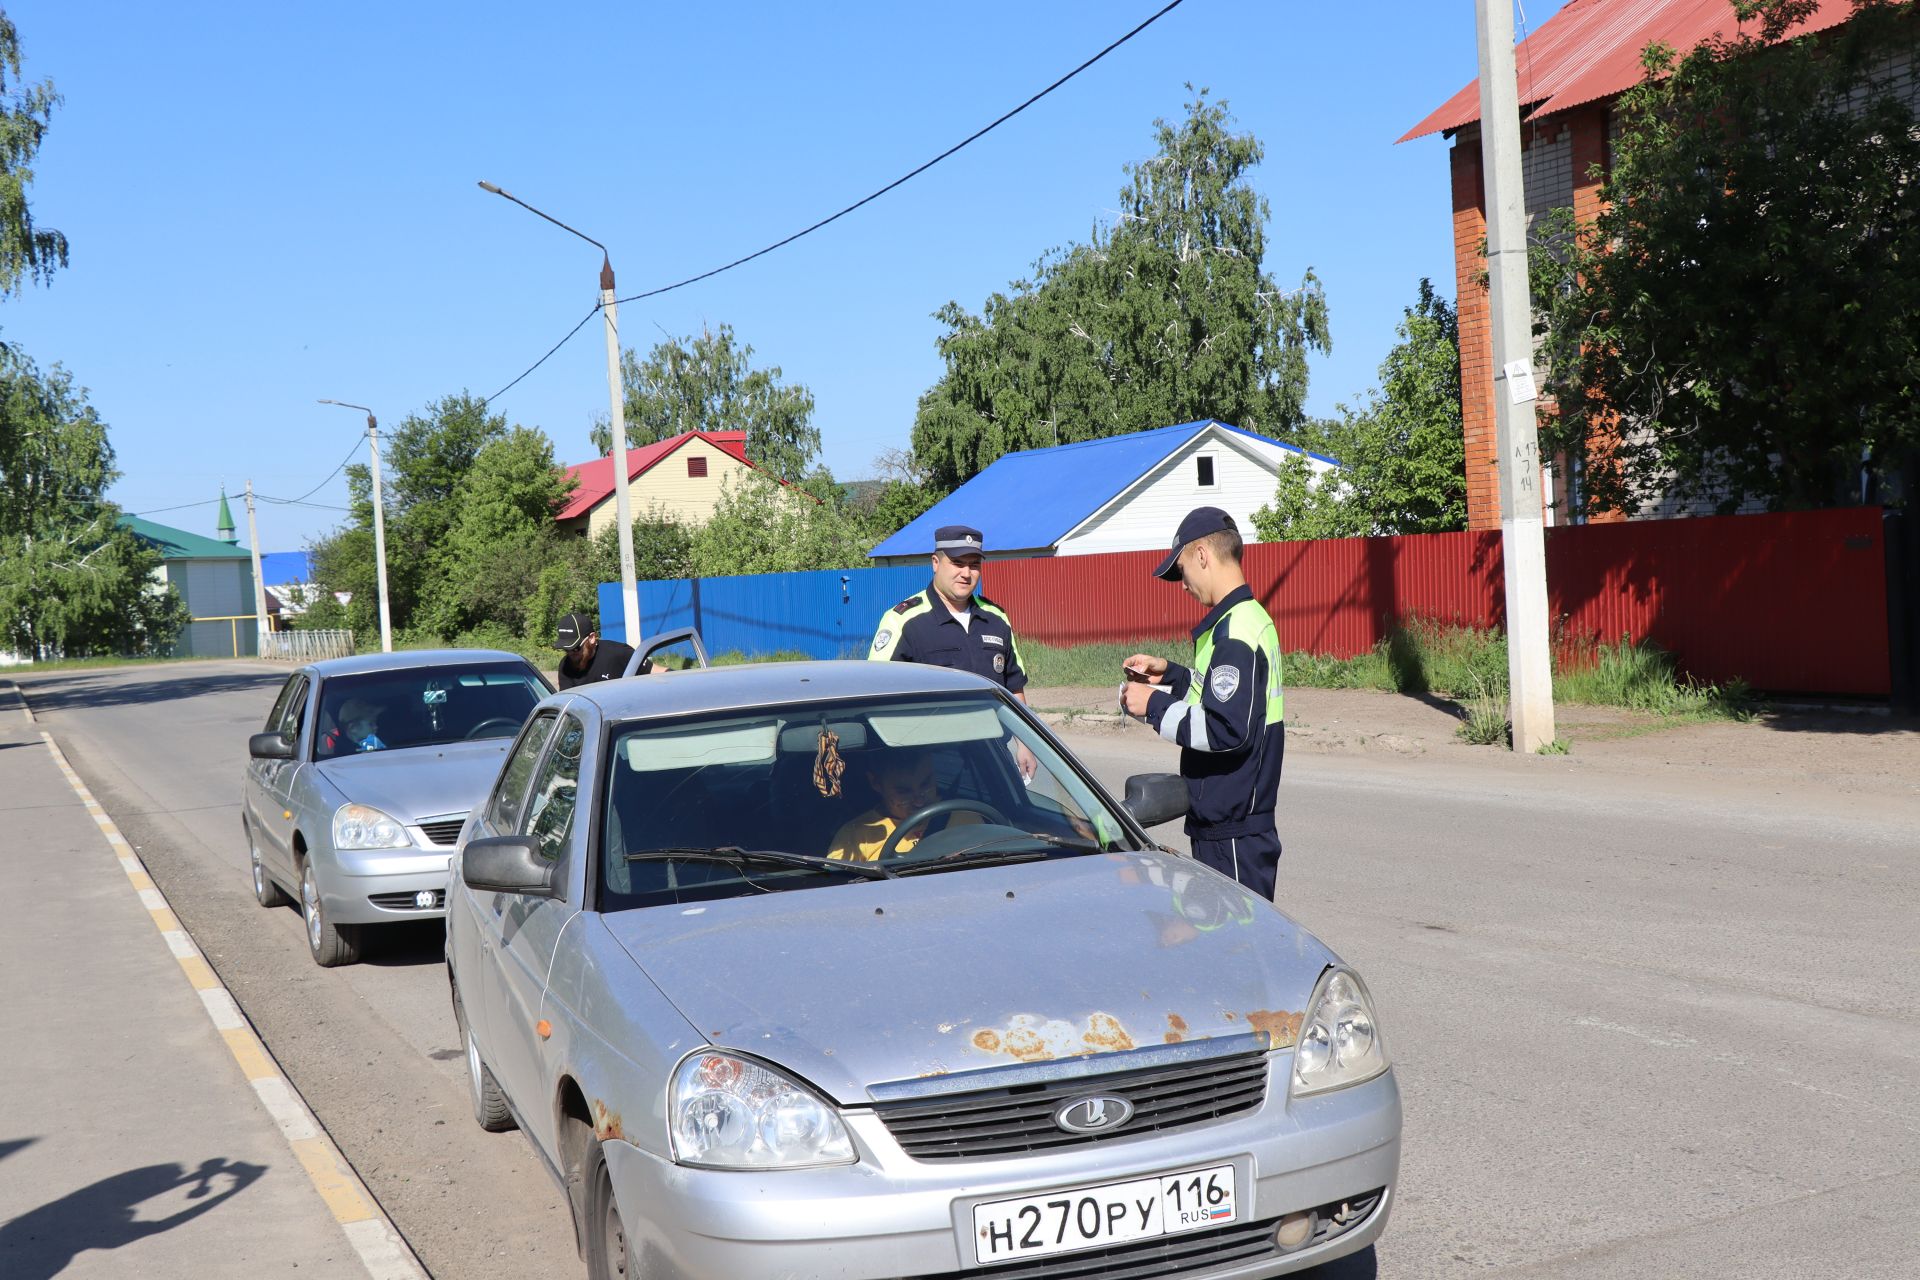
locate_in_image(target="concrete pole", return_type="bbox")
[601,259,641,645]
[367,414,394,653]
[1475,0,1556,752]
[243,480,270,657]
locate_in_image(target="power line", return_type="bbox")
[269,435,367,507]
[614,0,1188,306]
[481,303,602,406]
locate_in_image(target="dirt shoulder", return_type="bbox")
[1029,683,1920,816]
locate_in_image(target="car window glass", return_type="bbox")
[488,711,558,832]
[313,662,546,760]
[523,714,584,863]
[265,675,302,733]
[279,677,311,741]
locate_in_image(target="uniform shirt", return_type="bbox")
[869,586,1028,693]
[828,809,983,862]
[1143,585,1285,840]
[557,639,641,690]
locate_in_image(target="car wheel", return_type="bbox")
[582,1144,630,1280]
[453,984,515,1132]
[247,821,292,908]
[301,858,361,968]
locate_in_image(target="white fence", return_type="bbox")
[262,629,356,662]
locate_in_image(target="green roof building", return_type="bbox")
[122,514,261,658]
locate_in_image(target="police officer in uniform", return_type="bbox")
[870,525,1035,777]
[1121,508,1285,900]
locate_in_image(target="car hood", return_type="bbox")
[601,850,1337,1104]
[312,739,513,825]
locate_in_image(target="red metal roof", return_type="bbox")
[555,429,750,521]
[1399,0,1857,143]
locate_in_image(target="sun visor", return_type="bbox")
[867,704,1004,748]
[621,720,778,772]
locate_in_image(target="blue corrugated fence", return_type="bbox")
[598,565,930,659]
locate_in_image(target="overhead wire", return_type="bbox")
[481,303,603,407]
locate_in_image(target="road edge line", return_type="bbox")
[36,726,431,1280]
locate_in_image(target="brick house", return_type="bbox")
[1399,0,1880,529]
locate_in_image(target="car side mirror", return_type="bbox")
[462,835,556,897]
[1123,773,1188,828]
[248,732,294,760]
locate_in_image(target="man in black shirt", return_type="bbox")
[554,611,645,689]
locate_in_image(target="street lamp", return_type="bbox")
[317,399,394,653]
[477,180,640,646]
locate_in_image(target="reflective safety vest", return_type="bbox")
[1188,597,1284,727]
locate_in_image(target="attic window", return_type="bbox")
[687,456,709,478]
[1195,455,1216,488]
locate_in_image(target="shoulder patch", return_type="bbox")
[1209,665,1242,702]
[892,597,920,616]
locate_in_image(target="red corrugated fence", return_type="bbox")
[981,509,1890,696]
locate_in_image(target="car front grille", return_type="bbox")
[872,1048,1269,1162]
[917,1214,1282,1280]
[368,889,445,911]
[417,816,467,846]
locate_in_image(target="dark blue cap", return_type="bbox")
[934,525,985,557]
[1153,507,1237,581]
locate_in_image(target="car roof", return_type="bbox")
[302,649,537,678]
[554,660,1003,720]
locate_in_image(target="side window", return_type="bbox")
[524,714,585,863]
[282,678,311,743]
[265,675,302,733]
[486,711,558,833]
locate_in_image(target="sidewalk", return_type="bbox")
[0,683,419,1279]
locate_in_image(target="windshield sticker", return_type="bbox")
[1209,666,1241,702]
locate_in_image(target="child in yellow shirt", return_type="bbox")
[828,750,982,862]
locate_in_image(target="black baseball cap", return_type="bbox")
[1153,507,1238,581]
[934,525,986,557]
[553,611,595,651]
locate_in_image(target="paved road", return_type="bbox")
[19,660,1920,1279]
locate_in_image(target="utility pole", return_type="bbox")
[479,181,640,645]
[243,480,270,657]
[318,400,394,652]
[1475,0,1556,752]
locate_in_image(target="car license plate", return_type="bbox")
[972,1163,1237,1265]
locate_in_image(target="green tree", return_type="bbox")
[416,427,572,638]
[1537,0,1920,514]
[590,323,820,483]
[0,11,66,301]
[1254,280,1466,540]
[913,90,1330,490]
[688,474,868,576]
[0,351,185,656]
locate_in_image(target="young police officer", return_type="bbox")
[870,524,1036,778]
[1121,508,1285,900]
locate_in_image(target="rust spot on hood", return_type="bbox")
[969,1013,1136,1063]
[592,1099,624,1142]
[1165,1013,1189,1044]
[1246,1010,1303,1049]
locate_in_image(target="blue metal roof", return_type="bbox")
[869,420,1330,559]
[260,551,314,586]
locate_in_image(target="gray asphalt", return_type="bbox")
[17,660,1920,1279]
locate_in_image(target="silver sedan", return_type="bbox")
[447,657,1400,1279]
[243,649,551,966]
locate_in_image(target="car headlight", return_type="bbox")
[670,1051,854,1169]
[1290,967,1389,1097]
[331,803,412,850]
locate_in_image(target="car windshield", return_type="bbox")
[314,663,547,759]
[598,692,1143,910]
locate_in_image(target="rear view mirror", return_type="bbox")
[1123,773,1188,828]
[248,732,294,761]
[462,835,556,897]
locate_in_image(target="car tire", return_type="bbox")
[453,984,515,1133]
[582,1143,630,1280]
[247,820,292,908]
[301,858,362,968]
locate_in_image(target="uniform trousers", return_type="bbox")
[1189,828,1281,902]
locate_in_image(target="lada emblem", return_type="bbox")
[1053,1093,1135,1135]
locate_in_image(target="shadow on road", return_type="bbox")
[14,669,283,715]
[0,1137,38,1163]
[359,918,449,968]
[0,1157,265,1280]
[1302,1244,1378,1277]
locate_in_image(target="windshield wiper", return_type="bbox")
[895,831,1104,875]
[624,846,897,880]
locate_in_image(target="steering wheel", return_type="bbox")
[877,798,1011,862]
[465,716,523,741]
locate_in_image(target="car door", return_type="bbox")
[482,708,589,1157]
[455,709,560,1065]
[251,673,311,880]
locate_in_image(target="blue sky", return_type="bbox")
[6,0,1565,551]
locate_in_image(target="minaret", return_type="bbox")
[216,488,238,544]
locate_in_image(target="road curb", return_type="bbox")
[33,719,431,1280]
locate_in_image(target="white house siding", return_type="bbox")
[1054,428,1334,557]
